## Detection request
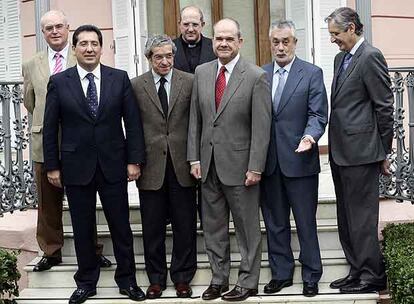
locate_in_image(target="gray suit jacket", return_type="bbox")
[23,49,77,162]
[131,68,195,190]
[187,57,272,186]
[329,40,394,166]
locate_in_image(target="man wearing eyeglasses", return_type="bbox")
[131,35,197,299]
[22,10,110,273]
[173,5,216,74]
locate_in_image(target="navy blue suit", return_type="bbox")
[43,65,145,289]
[261,58,328,283]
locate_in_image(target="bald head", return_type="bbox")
[41,10,69,51]
[178,5,205,44]
[213,18,243,65]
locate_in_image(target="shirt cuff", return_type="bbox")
[190,161,200,166]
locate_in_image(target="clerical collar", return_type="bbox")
[181,36,201,48]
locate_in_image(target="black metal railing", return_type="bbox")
[0,82,37,215]
[380,68,414,204]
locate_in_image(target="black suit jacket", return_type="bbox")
[329,40,394,166]
[173,35,216,73]
[43,64,146,185]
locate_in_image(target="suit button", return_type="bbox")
[213,123,218,127]
[167,132,169,136]
[209,142,213,146]
[163,151,166,155]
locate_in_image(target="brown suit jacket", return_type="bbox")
[23,48,76,162]
[131,68,195,190]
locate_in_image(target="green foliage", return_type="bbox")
[0,249,20,304]
[383,223,414,304]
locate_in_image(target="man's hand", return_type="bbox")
[127,164,141,181]
[190,163,202,180]
[295,136,315,153]
[47,170,63,188]
[380,159,391,176]
[245,171,261,186]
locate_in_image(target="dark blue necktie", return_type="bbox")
[337,53,352,85]
[86,73,98,117]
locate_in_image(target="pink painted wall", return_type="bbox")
[20,0,115,66]
[371,0,414,67]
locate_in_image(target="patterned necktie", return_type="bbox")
[158,77,168,117]
[86,73,98,117]
[215,66,227,111]
[52,52,63,75]
[272,67,286,112]
[337,52,352,85]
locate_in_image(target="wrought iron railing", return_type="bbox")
[380,68,414,204]
[0,82,37,215]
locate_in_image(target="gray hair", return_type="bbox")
[213,18,242,38]
[40,10,68,28]
[269,20,296,38]
[325,7,363,36]
[180,5,204,23]
[144,34,177,59]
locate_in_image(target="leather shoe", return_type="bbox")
[330,275,359,289]
[202,284,229,300]
[33,256,62,272]
[69,288,96,304]
[303,282,318,297]
[175,282,192,298]
[119,285,146,301]
[340,281,386,294]
[146,284,165,299]
[98,255,112,268]
[221,285,258,301]
[264,279,293,294]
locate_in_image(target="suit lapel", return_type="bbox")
[333,41,366,98]
[276,59,303,115]
[66,67,94,120]
[37,52,50,81]
[168,69,182,118]
[96,65,114,119]
[143,71,165,116]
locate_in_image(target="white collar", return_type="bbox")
[48,43,69,61]
[77,63,101,80]
[349,37,365,55]
[273,56,296,74]
[217,53,240,74]
[152,68,173,84]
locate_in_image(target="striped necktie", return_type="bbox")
[52,52,63,75]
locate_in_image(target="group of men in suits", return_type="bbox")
[23,5,393,304]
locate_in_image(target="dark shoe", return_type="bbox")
[340,281,387,294]
[146,284,165,299]
[33,256,62,272]
[98,255,112,268]
[175,282,192,298]
[303,282,318,297]
[69,288,96,304]
[119,286,146,301]
[330,275,359,289]
[221,285,258,302]
[263,279,293,294]
[202,284,229,300]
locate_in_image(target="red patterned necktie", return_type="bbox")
[53,52,63,75]
[215,66,227,111]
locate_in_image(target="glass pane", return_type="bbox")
[146,0,164,36]
[223,0,256,63]
[269,0,285,23]
[179,0,213,38]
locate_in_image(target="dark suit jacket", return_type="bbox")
[173,35,216,73]
[131,68,195,190]
[329,40,394,166]
[187,57,272,186]
[263,58,328,177]
[43,64,146,185]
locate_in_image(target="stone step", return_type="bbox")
[17,283,379,303]
[25,250,348,288]
[62,198,337,226]
[60,218,340,256]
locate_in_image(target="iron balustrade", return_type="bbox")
[380,67,414,204]
[0,81,37,215]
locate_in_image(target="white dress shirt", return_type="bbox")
[152,68,173,104]
[77,64,101,103]
[48,43,70,75]
[216,53,240,83]
[272,56,295,100]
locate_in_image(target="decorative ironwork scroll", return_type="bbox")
[380,68,414,204]
[0,82,37,215]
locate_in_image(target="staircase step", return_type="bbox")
[62,198,338,226]
[25,250,348,288]
[17,283,379,303]
[60,218,340,256]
